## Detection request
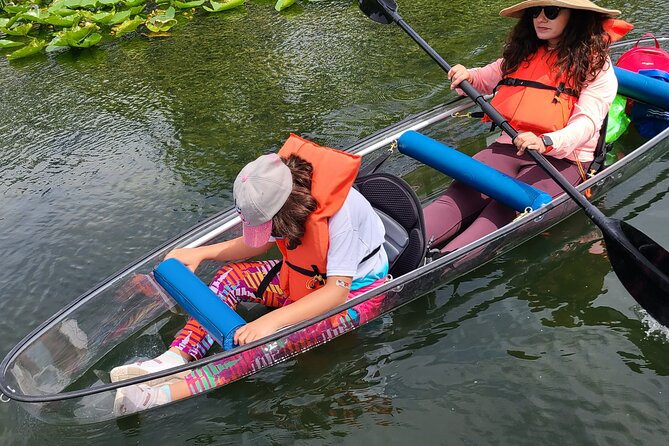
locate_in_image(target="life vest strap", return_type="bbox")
[253,245,382,296]
[496,77,578,99]
[253,260,284,299]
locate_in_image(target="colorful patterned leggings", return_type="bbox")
[169,260,386,395]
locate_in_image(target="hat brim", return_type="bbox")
[243,219,274,248]
[500,0,621,18]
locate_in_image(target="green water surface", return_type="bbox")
[1,1,669,444]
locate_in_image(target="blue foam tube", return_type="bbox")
[153,258,246,350]
[398,130,552,212]
[614,67,669,112]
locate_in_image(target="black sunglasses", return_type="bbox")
[528,6,562,20]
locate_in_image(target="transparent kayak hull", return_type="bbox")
[2,95,669,424]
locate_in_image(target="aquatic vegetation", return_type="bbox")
[0,0,308,60]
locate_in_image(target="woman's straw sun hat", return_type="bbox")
[500,0,621,18]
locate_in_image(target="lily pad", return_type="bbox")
[86,10,115,24]
[0,23,33,36]
[43,13,80,26]
[203,0,244,13]
[111,16,143,37]
[174,0,205,8]
[108,10,132,25]
[55,23,103,48]
[145,6,177,33]
[0,39,24,49]
[19,8,51,24]
[7,39,46,60]
[49,7,80,17]
[274,0,296,12]
[63,0,98,9]
[124,0,145,5]
[3,5,29,14]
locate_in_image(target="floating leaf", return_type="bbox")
[107,10,132,25]
[47,34,67,48]
[43,13,80,26]
[203,0,244,13]
[111,16,143,37]
[85,10,114,24]
[127,4,144,14]
[48,0,69,11]
[7,39,46,60]
[0,23,33,36]
[0,39,24,49]
[3,5,29,14]
[64,0,98,9]
[49,7,79,17]
[72,32,101,47]
[274,0,296,12]
[145,6,176,32]
[174,0,204,8]
[98,0,123,5]
[58,23,102,47]
[19,8,51,24]
[124,0,145,6]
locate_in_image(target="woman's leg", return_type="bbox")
[424,143,522,248]
[442,151,583,252]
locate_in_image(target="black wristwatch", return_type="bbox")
[541,135,554,153]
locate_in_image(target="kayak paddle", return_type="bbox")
[358,0,669,327]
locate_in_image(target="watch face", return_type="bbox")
[542,135,553,147]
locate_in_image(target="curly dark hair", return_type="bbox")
[271,154,318,250]
[501,9,610,95]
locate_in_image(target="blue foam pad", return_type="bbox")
[153,258,246,350]
[615,66,669,112]
[398,130,552,212]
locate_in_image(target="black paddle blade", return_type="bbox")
[604,219,669,326]
[358,0,397,24]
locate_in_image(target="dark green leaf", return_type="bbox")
[6,39,46,60]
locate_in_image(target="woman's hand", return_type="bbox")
[513,132,548,156]
[448,64,473,89]
[165,247,206,272]
[233,317,280,346]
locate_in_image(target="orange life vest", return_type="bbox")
[485,46,578,135]
[275,134,361,301]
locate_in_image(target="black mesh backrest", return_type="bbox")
[354,173,427,277]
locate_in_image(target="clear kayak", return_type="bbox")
[1,39,668,424]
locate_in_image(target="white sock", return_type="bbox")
[154,351,188,365]
[156,384,172,404]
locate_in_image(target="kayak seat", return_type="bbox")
[354,172,427,278]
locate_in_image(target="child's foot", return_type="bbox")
[110,351,189,386]
[113,383,172,416]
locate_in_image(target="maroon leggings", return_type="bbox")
[424,143,585,252]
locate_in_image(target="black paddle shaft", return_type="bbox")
[359,0,669,326]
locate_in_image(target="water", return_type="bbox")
[1,0,669,444]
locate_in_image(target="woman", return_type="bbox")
[112,135,389,414]
[424,0,623,252]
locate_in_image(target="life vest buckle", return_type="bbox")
[306,274,325,289]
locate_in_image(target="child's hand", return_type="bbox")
[233,317,280,345]
[165,247,204,272]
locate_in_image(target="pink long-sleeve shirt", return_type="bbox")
[466,57,618,162]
